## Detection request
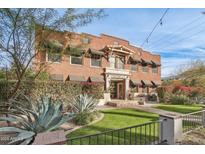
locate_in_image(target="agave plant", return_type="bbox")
[70,94,98,125]
[0,96,75,145]
[71,94,98,114]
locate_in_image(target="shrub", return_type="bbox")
[156,87,166,102]
[0,80,104,110]
[71,94,99,125]
[75,111,100,125]
[172,86,193,95]
[36,71,50,80]
[148,94,158,101]
[169,94,190,105]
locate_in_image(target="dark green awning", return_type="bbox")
[130,56,141,63]
[68,75,86,82]
[142,80,152,86]
[141,59,152,65]
[89,48,104,56]
[151,60,161,66]
[43,40,64,53]
[131,80,142,85]
[66,45,84,56]
[152,81,161,86]
[89,76,104,82]
[50,74,64,81]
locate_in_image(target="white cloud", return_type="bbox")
[161,58,192,77]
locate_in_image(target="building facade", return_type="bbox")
[34,30,161,101]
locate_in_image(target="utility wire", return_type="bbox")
[150,19,205,50]
[153,26,205,51]
[147,15,204,49]
[140,8,170,48]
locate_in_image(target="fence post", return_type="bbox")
[202,110,205,126]
[159,115,182,145]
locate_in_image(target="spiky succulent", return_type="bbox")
[71,94,98,114]
[0,96,75,145]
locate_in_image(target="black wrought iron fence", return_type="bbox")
[181,110,205,133]
[67,120,167,145]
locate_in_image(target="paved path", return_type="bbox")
[133,105,182,117]
[97,103,182,117]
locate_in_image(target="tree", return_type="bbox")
[0,8,106,98]
[177,60,205,86]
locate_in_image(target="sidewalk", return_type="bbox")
[133,104,182,117]
[97,103,182,117]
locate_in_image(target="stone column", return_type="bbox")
[125,76,130,100]
[105,75,111,92]
[104,74,111,102]
[159,115,183,145]
[202,110,205,126]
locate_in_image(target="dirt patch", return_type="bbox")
[179,128,205,145]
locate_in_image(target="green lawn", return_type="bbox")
[154,104,203,114]
[67,108,160,145]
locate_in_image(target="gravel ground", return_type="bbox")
[179,128,205,145]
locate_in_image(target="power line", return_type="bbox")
[140,8,170,48]
[147,15,204,49]
[150,18,205,50]
[153,26,205,51]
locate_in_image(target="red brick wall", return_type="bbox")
[34,31,161,82]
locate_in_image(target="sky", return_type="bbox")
[75,8,205,77]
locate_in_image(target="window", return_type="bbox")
[131,64,138,71]
[91,54,102,67]
[47,52,62,63]
[115,56,125,69]
[71,55,83,65]
[142,65,148,72]
[109,55,125,69]
[152,67,158,74]
[82,38,90,44]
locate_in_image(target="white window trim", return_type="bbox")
[70,55,83,66]
[46,52,61,64]
[152,67,158,74]
[90,56,102,68]
[142,65,148,73]
[130,64,137,72]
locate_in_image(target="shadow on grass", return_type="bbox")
[67,122,162,145]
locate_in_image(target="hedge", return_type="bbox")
[0,80,104,107]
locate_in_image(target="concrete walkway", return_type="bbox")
[133,104,182,117]
[97,103,182,117]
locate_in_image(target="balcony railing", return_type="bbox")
[105,67,130,76]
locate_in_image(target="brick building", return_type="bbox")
[34,30,161,101]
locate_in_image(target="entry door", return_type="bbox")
[117,82,124,99]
